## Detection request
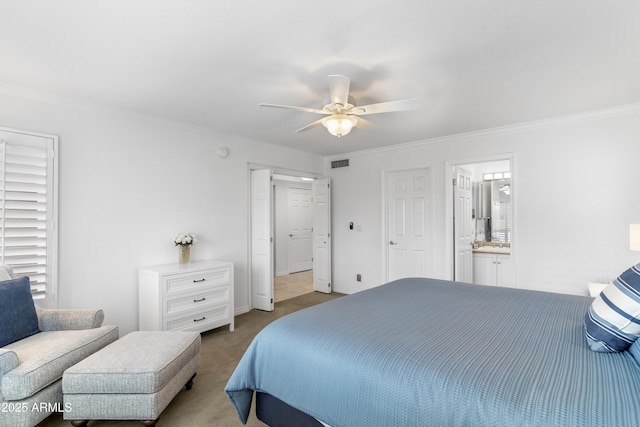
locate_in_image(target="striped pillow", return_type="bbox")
[584,263,640,352]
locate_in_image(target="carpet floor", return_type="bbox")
[37,291,344,427]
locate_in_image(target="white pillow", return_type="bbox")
[588,282,609,297]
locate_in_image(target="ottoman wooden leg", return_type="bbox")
[141,420,158,426]
[185,372,197,390]
[70,421,89,427]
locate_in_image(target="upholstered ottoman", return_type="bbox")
[62,331,201,426]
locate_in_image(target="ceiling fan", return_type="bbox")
[259,75,421,137]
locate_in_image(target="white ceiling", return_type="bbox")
[1,1,639,156]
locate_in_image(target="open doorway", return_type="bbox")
[451,157,514,287]
[273,175,314,302]
[250,166,332,311]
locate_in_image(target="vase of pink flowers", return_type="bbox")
[174,232,197,264]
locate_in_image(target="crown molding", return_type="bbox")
[0,80,324,160]
[326,101,640,161]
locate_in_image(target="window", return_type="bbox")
[0,127,57,307]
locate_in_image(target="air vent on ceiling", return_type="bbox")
[331,159,350,169]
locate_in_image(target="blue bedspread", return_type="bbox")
[225,278,640,426]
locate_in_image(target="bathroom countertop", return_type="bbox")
[472,246,511,255]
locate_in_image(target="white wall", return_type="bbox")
[328,105,640,296]
[0,86,324,334]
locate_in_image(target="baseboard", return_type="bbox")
[331,287,354,295]
[234,306,252,316]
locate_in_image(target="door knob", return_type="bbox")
[389,241,398,245]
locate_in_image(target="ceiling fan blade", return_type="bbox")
[295,118,324,133]
[349,98,421,116]
[328,75,351,107]
[259,103,329,115]
[354,116,374,129]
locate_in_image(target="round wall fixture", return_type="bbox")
[217,146,229,158]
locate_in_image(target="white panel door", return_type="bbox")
[251,169,274,311]
[454,167,473,282]
[287,187,312,273]
[312,178,331,293]
[387,169,430,281]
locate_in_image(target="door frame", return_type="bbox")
[247,163,327,309]
[382,165,435,282]
[444,153,516,283]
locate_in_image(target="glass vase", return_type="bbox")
[178,245,191,264]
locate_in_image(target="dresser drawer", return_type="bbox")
[164,305,230,332]
[164,286,230,317]
[163,268,230,295]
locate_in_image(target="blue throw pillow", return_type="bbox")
[0,276,40,347]
[584,263,640,352]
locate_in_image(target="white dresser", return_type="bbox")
[138,259,234,333]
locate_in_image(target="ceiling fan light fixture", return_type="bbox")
[322,115,357,137]
[260,75,420,137]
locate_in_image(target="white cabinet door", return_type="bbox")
[473,253,496,286]
[496,254,513,287]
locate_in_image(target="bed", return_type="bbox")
[225,277,640,426]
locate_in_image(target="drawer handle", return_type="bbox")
[193,316,206,322]
[193,297,206,303]
[193,278,206,283]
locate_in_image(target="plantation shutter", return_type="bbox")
[0,128,57,306]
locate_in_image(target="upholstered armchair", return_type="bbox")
[0,266,119,427]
